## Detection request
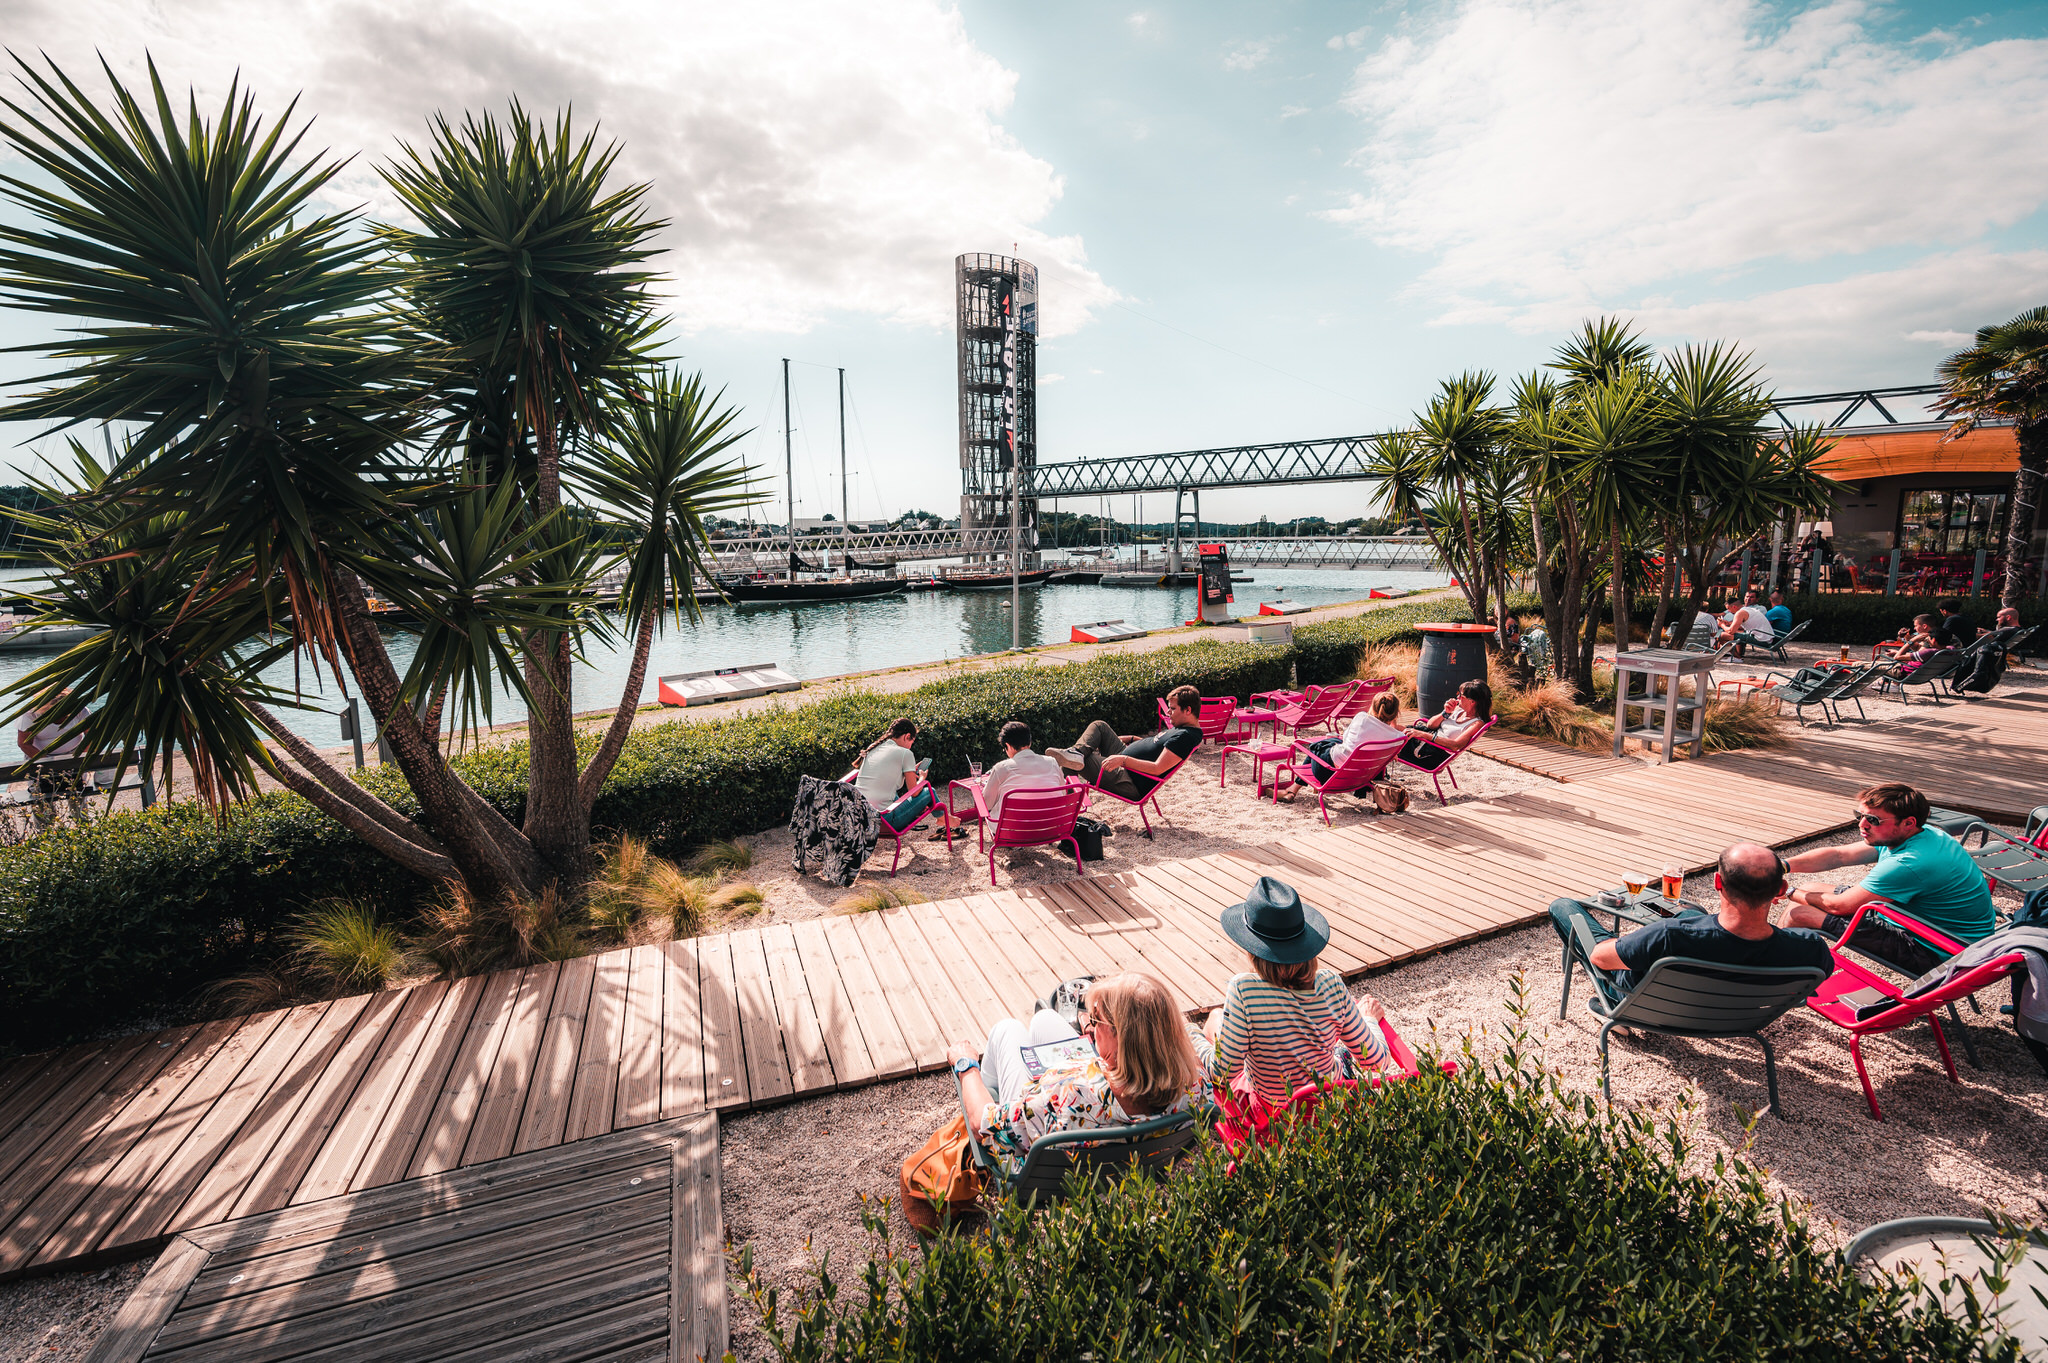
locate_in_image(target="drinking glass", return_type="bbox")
[968,758,984,779]
[1622,872,1649,896]
[1661,863,1684,900]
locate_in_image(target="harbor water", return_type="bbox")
[0,563,1448,763]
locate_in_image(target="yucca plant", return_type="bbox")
[0,58,755,908]
[1935,306,2048,609]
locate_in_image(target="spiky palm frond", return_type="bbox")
[1550,316,1656,391]
[1934,305,2048,435]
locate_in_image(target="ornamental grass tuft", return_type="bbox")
[740,1002,2020,1363]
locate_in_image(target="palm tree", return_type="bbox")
[1935,307,2048,609]
[0,58,753,907]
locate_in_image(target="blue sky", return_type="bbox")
[2,0,2046,525]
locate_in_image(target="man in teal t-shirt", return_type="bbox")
[1764,591,1793,638]
[1785,782,1995,976]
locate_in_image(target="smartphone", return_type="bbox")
[916,756,933,773]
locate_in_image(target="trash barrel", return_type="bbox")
[1416,623,1496,718]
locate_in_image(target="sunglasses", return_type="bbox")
[1855,811,1888,827]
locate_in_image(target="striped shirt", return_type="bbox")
[1207,969,1389,1104]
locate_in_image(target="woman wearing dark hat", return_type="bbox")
[1203,876,1390,1110]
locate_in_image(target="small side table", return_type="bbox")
[946,777,989,851]
[1221,742,1294,799]
[1234,707,1282,740]
[1715,676,1774,702]
[1612,649,1719,763]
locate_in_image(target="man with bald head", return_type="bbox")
[1550,842,1833,1000]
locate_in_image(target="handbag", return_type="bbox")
[1371,780,1409,815]
[898,1113,984,1235]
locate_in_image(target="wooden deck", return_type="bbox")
[80,1114,722,1363]
[4,688,2046,1284]
[1471,729,1639,782]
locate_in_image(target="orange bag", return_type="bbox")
[898,1114,984,1236]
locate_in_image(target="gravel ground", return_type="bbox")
[717,823,2048,1361]
[0,1260,151,1361]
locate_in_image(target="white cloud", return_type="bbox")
[1039,372,1066,384]
[0,0,1118,337]
[1906,330,1973,345]
[1224,38,1276,71]
[1280,104,1311,120]
[1324,0,2048,350]
[1327,27,1371,50]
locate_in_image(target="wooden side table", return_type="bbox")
[1611,649,1719,763]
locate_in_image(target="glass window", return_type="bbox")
[1896,487,2009,556]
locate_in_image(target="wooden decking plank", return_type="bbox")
[660,939,710,1119]
[515,954,597,1156]
[1007,884,1137,983]
[407,969,524,1179]
[565,950,631,1142]
[813,915,916,1080]
[277,983,443,1206]
[1052,881,1206,1012]
[928,894,1041,1023]
[31,1015,275,1267]
[842,911,949,1070]
[1245,841,1490,960]
[980,888,1096,988]
[728,930,796,1105]
[191,1122,685,1259]
[760,924,835,1094]
[0,1047,91,1153]
[869,905,983,1054]
[81,1233,208,1363]
[787,918,878,1088]
[673,1114,726,1363]
[464,961,563,1167]
[693,935,751,1110]
[1296,824,1568,934]
[1084,869,1248,1002]
[615,944,668,1128]
[155,996,370,1235]
[1135,858,1361,978]
[0,1031,162,1195]
[1030,882,1170,992]
[899,902,1011,1037]
[353,976,488,1192]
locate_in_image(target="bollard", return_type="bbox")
[1885,549,1900,597]
[1738,547,1751,600]
[339,697,366,769]
[1971,548,1987,599]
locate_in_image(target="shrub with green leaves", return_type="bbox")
[0,637,1292,1048]
[741,1022,2014,1363]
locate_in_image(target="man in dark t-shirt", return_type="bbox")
[1051,684,1203,803]
[1934,600,1978,652]
[1549,843,1833,1002]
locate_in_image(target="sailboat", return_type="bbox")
[721,361,904,608]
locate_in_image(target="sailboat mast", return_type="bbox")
[838,368,848,527]
[783,357,793,578]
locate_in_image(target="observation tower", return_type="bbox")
[954,253,1037,563]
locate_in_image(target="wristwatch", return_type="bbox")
[953,1057,980,1076]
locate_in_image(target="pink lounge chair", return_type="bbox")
[982,784,1089,886]
[1210,1017,1452,1159]
[1275,732,1406,825]
[840,770,937,877]
[1325,678,1395,730]
[1804,900,2028,1121]
[1156,695,1242,744]
[1077,743,1191,838]
[1391,715,1497,805]
[1241,681,1360,743]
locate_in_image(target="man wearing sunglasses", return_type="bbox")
[1783,782,1995,976]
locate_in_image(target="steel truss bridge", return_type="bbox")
[1025,384,1949,498]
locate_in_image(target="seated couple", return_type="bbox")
[950,877,1393,1174]
[851,717,1068,840]
[1876,614,1957,676]
[1713,591,1777,655]
[1044,684,1203,802]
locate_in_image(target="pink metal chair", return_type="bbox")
[1211,1017,1452,1159]
[1391,716,1497,805]
[1804,900,2027,1121]
[840,771,937,877]
[1240,681,1360,743]
[1325,678,1395,730]
[1274,733,1406,825]
[983,784,1089,886]
[1077,746,1191,838]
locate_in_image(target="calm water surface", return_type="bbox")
[0,562,1446,762]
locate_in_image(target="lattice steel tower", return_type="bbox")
[955,253,1037,560]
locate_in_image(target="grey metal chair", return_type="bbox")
[1759,618,1810,663]
[956,1072,1205,1206]
[1877,650,1965,702]
[1559,919,1828,1114]
[1760,666,1851,725]
[1823,663,1890,722]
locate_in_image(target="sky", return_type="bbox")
[0,0,2044,525]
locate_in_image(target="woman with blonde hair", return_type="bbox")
[1293,688,1402,790]
[949,972,1210,1176]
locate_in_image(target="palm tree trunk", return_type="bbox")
[1651,519,1679,648]
[580,609,656,807]
[520,409,591,885]
[2001,419,2047,609]
[1610,522,1629,653]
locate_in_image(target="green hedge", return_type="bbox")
[1770,594,2048,647]
[0,636,1298,1047]
[742,1025,2006,1362]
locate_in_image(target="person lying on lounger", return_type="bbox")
[1049,685,1202,802]
[1289,689,1402,794]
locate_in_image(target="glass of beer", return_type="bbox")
[968,758,984,779]
[1839,644,1850,662]
[1623,871,1649,896]
[1661,863,1684,900]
